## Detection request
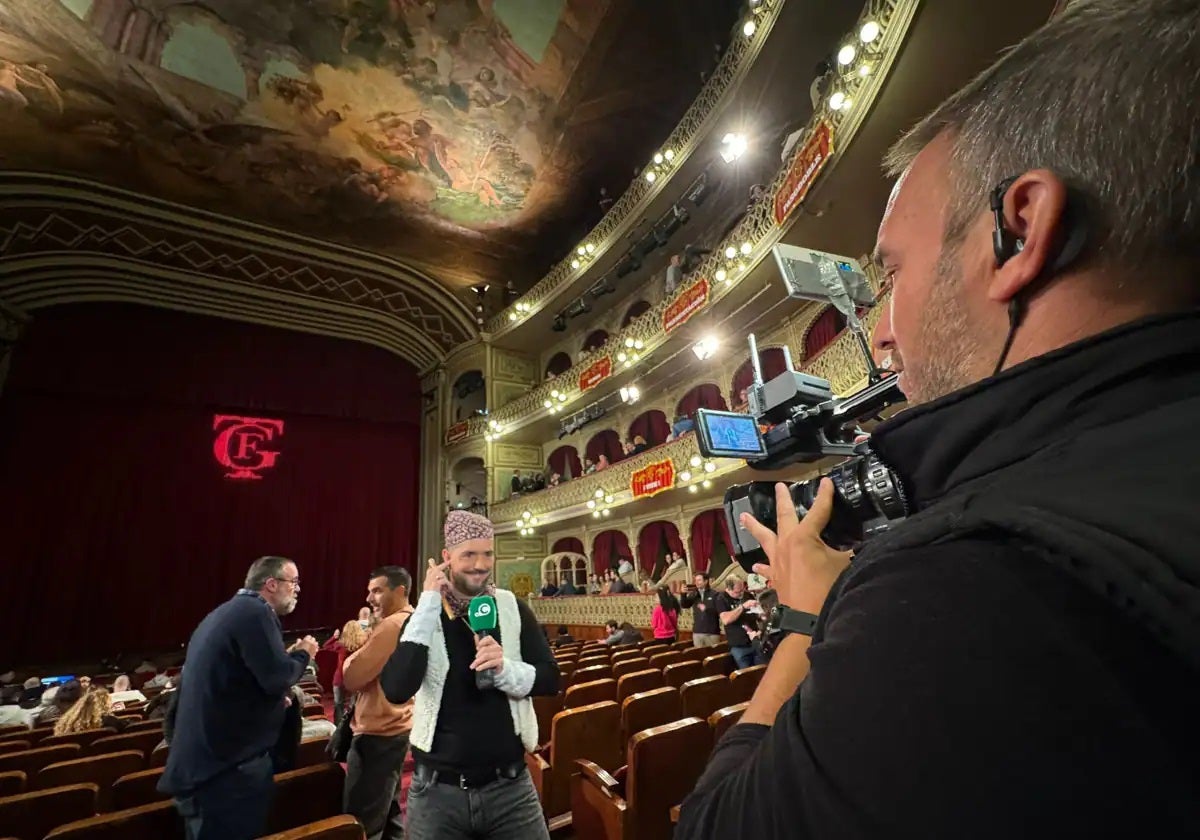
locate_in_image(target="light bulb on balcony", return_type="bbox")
[724,246,737,259]
[702,479,712,488]
[664,149,675,161]
[593,511,601,519]
[543,400,552,408]
[484,433,492,442]
[689,484,699,494]
[740,242,752,255]
[742,18,756,37]
[605,495,614,504]
[715,268,727,283]
[680,471,692,483]
[602,509,611,517]
[625,337,635,348]
[570,258,581,269]
[595,489,605,499]
[634,339,644,350]
[653,152,664,165]
[623,360,632,369]
[577,246,586,257]
[860,20,881,43]
[705,461,716,473]
[558,393,567,402]
[859,63,872,78]
[617,351,627,363]
[585,243,595,254]
[829,91,846,111]
[838,44,856,65]
[690,455,702,468]
[509,312,518,321]
[522,511,531,520]
[587,500,596,509]
[645,171,656,183]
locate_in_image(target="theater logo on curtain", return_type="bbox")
[213,415,285,480]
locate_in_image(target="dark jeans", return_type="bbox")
[174,753,274,840]
[730,645,763,670]
[344,732,409,840]
[332,685,346,726]
[406,765,549,840]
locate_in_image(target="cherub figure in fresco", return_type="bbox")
[0,60,63,112]
[333,0,415,54]
[409,117,501,206]
[469,66,509,109]
[266,76,345,138]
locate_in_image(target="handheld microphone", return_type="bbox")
[467,595,499,690]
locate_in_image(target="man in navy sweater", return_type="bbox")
[160,556,318,840]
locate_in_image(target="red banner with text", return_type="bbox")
[579,355,613,391]
[663,278,710,334]
[773,120,834,226]
[445,421,469,445]
[630,458,677,499]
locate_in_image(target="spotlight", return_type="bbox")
[604,495,614,504]
[689,484,699,494]
[585,243,595,254]
[704,461,716,473]
[577,246,586,256]
[860,20,881,43]
[617,351,627,363]
[702,479,712,488]
[558,393,567,402]
[634,340,644,350]
[859,63,872,78]
[837,44,856,65]
[742,18,756,37]
[595,489,605,499]
[692,336,719,361]
[509,312,518,321]
[522,511,531,520]
[543,400,552,409]
[719,132,748,163]
[593,510,601,519]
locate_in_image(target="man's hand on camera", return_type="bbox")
[740,478,852,615]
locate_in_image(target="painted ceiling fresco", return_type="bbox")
[0,0,738,291]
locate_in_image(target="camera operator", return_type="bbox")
[676,2,1200,837]
[716,577,763,670]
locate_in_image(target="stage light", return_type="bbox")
[838,44,856,65]
[692,336,719,361]
[719,132,748,163]
[860,20,881,43]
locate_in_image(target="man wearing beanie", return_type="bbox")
[380,511,558,839]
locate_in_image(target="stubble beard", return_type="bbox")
[901,243,982,406]
[451,570,488,597]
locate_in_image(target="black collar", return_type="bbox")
[870,311,1200,511]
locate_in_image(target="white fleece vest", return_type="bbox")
[409,588,538,753]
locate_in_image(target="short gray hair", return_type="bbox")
[245,556,292,590]
[885,0,1200,278]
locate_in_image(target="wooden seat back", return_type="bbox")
[568,665,611,688]
[702,653,734,677]
[577,656,609,671]
[0,725,28,738]
[708,702,749,743]
[259,814,366,839]
[39,729,116,750]
[648,652,684,671]
[621,687,682,745]
[564,678,617,710]
[121,720,164,735]
[0,770,25,797]
[0,784,98,840]
[36,751,144,811]
[0,744,83,777]
[532,695,563,748]
[679,676,735,722]
[44,799,184,839]
[264,763,345,835]
[616,670,665,706]
[680,647,708,663]
[0,741,31,756]
[663,661,702,689]
[711,641,729,654]
[148,743,169,768]
[535,700,622,819]
[670,641,692,652]
[91,730,162,759]
[611,659,650,681]
[295,737,331,769]
[729,665,767,703]
[625,718,712,837]
[110,767,168,811]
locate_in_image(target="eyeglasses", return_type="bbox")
[274,577,301,588]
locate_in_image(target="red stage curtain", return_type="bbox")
[731,348,788,405]
[0,303,421,667]
[547,445,581,479]
[586,429,623,464]
[545,352,572,379]
[582,330,609,354]
[689,510,722,573]
[592,530,631,573]
[804,306,847,359]
[552,537,584,555]
[628,410,669,447]
[621,300,651,328]
[676,384,728,418]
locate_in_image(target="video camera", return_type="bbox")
[694,245,909,572]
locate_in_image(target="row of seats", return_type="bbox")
[0,759,348,839]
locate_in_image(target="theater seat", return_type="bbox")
[91,730,163,759]
[0,783,98,840]
[662,661,702,689]
[571,717,713,840]
[263,763,346,835]
[0,725,27,738]
[616,670,664,706]
[525,700,622,821]
[43,799,185,840]
[0,744,83,777]
[0,770,25,797]
[295,737,331,769]
[621,687,681,745]
[701,653,734,678]
[708,702,749,743]
[679,676,734,722]
[121,720,164,735]
[36,751,145,811]
[0,742,30,756]
[532,695,563,748]
[611,659,650,681]
[568,665,611,688]
[39,729,116,751]
[565,679,617,710]
[148,743,169,768]
[648,652,685,671]
[301,706,327,719]
[729,665,767,703]
[111,768,167,811]
[259,814,366,839]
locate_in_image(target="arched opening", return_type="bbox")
[552,537,584,555]
[689,510,735,575]
[449,457,487,513]
[160,16,246,98]
[730,347,788,409]
[804,306,848,359]
[585,429,623,467]
[637,521,686,580]
[544,352,572,380]
[628,409,669,450]
[582,330,609,354]
[675,383,727,419]
[547,444,581,481]
[621,300,651,328]
[540,553,585,591]
[592,530,632,575]
[450,369,486,423]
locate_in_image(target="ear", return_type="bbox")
[987,169,1070,304]
[441,547,451,565]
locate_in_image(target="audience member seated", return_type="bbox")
[672,414,696,438]
[603,621,642,646]
[54,687,131,735]
[558,576,579,596]
[596,454,610,471]
[630,436,648,455]
[587,574,602,594]
[36,680,82,725]
[111,675,132,693]
[583,458,596,475]
[617,558,634,577]
[552,626,576,648]
[540,575,559,598]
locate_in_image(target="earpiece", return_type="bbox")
[991,175,1089,272]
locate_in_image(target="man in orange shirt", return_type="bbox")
[342,566,414,840]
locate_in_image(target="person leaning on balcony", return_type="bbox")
[677,3,1200,836]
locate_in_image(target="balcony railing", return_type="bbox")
[460,0,918,449]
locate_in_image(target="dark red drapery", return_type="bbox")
[689,510,732,573]
[586,429,623,464]
[675,383,727,418]
[581,330,609,354]
[804,306,847,359]
[731,347,787,405]
[628,410,669,447]
[592,530,631,573]
[637,521,684,574]
[0,304,422,667]
[552,537,584,555]
[621,300,651,328]
[545,352,572,379]
[547,445,581,479]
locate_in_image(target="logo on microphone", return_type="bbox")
[472,602,492,618]
[213,415,285,480]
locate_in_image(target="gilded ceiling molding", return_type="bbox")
[0,172,478,373]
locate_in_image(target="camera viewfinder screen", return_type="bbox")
[697,410,767,459]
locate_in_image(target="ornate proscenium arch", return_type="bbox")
[0,173,477,373]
